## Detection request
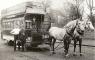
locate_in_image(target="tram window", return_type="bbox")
[5,22,6,29]
[10,22,12,29]
[20,20,23,25]
[17,21,20,26]
[15,21,18,25]
[11,22,12,28]
[13,21,15,29]
[15,20,19,27]
[8,22,10,29]
[8,22,10,28]
[27,22,29,28]
[12,21,14,29]
[9,22,10,29]
[14,21,15,26]
[5,22,7,28]
[5,23,6,28]
[4,22,6,28]
[7,22,9,28]
[26,22,29,29]
[11,21,13,29]
[26,22,32,29]
[10,21,11,29]
[7,22,8,28]
[3,22,5,29]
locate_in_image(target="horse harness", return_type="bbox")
[65,20,78,37]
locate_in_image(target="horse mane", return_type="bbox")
[63,19,79,37]
[63,20,77,29]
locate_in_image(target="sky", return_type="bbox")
[0,0,28,11]
[0,0,45,16]
[0,0,95,17]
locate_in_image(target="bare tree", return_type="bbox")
[41,0,55,30]
[42,0,62,27]
[86,0,95,25]
[86,0,93,16]
[42,0,51,19]
[68,0,84,20]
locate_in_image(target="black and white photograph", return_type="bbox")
[0,0,95,60]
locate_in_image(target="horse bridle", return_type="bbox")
[84,20,91,31]
[75,20,85,35]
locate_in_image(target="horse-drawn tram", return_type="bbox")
[1,2,51,51]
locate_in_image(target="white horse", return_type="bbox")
[49,18,85,56]
[73,18,95,56]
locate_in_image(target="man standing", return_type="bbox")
[10,27,21,51]
[19,29,26,51]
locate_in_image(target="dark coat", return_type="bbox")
[19,29,26,44]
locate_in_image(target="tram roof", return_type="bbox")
[1,1,45,17]
[26,8,45,14]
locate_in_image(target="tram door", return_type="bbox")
[25,14,44,34]
[32,14,44,32]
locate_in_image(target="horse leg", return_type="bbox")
[20,40,24,52]
[50,37,56,54]
[64,37,71,57]
[49,36,52,48]
[22,42,24,52]
[18,43,20,51]
[49,37,55,55]
[52,38,56,54]
[73,39,77,56]
[49,36,52,52]
[66,40,70,57]
[67,38,72,52]
[64,39,68,56]
[79,38,82,56]
[67,38,71,54]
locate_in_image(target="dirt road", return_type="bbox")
[0,40,95,60]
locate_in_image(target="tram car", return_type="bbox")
[1,2,51,49]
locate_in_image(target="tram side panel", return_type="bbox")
[1,17,25,45]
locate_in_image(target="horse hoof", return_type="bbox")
[73,54,77,56]
[52,52,56,54]
[49,53,52,56]
[65,54,69,57]
[80,54,82,56]
[50,51,56,54]
[73,52,77,56]
[80,53,83,56]
[50,52,56,55]
[50,51,56,55]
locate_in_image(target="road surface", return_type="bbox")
[0,39,95,60]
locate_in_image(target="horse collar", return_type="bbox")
[66,29,74,37]
[77,30,84,36]
[66,31,72,37]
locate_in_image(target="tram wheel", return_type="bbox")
[8,40,14,46]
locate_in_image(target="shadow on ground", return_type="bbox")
[26,47,50,52]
